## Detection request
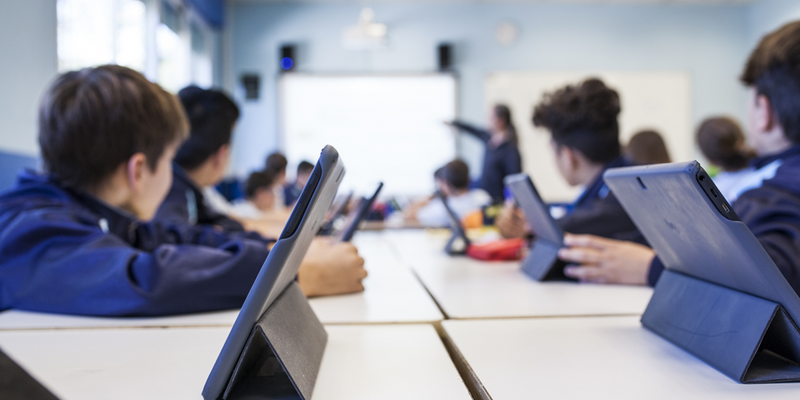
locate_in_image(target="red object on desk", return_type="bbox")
[467,238,526,261]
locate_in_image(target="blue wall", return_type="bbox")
[227,2,752,177]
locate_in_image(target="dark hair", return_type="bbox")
[296,161,314,175]
[174,86,240,170]
[741,21,800,143]
[697,117,755,172]
[441,159,470,190]
[625,130,671,165]
[532,78,621,164]
[245,169,277,198]
[494,104,519,146]
[265,152,287,174]
[38,65,188,190]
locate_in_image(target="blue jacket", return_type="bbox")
[451,121,522,203]
[648,145,800,294]
[0,171,271,316]
[558,156,645,244]
[154,164,247,233]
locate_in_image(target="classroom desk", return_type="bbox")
[442,316,800,400]
[0,232,443,330]
[0,324,470,400]
[383,230,653,319]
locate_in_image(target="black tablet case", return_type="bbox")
[0,347,58,400]
[435,191,470,255]
[337,182,383,242]
[505,173,570,281]
[203,145,345,400]
[605,161,800,383]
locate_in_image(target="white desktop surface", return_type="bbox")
[384,230,653,319]
[0,233,442,330]
[0,324,470,400]
[442,316,800,399]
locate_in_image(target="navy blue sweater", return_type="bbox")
[154,164,247,233]
[647,145,800,294]
[0,171,271,316]
[451,121,522,203]
[558,156,645,244]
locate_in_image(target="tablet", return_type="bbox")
[604,161,800,324]
[505,173,569,280]
[318,191,352,236]
[337,182,383,242]
[202,145,345,400]
[436,191,470,254]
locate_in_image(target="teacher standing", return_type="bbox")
[448,104,522,204]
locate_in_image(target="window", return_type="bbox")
[57,0,146,73]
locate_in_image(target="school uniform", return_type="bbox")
[0,171,271,316]
[284,182,302,207]
[647,145,800,294]
[451,121,522,203]
[557,156,644,243]
[154,164,247,233]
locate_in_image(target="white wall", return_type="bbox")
[748,0,800,47]
[0,0,58,156]
[226,2,751,180]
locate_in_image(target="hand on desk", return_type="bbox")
[495,201,530,239]
[558,234,654,285]
[298,238,368,297]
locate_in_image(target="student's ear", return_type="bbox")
[214,144,231,168]
[126,152,149,193]
[754,94,776,133]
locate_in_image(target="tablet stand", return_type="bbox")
[445,228,470,255]
[221,282,327,400]
[642,270,800,383]
[520,238,570,281]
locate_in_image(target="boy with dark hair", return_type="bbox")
[0,66,365,316]
[559,21,800,291]
[155,86,367,298]
[265,152,289,209]
[496,78,643,243]
[407,159,491,227]
[284,161,314,206]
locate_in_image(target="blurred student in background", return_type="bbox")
[495,78,643,244]
[447,104,522,204]
[696,116,756,200]
[624,129,672,165]
[284,161,314,206]
[232,169,278,219]
[558,21,800,292]
[265,152,288,209]
[155,85,368,296]
[405,160,492,227]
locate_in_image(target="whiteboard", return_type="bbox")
[281,74,457,197]
[485,71,692,202]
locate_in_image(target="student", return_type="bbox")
[232,169,278,219]
[696,116,756,200]
[0,66,367,316]
[266,152,288,209]
[558,21,800,293]
[284,161,314,206]
[495,78,643,244]
[624,129,671,165]
[155,85,243,228]
[406,160,492,227]
[448,105,522,203]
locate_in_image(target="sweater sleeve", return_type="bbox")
[451,121,492,143]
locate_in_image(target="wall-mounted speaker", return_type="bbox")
[280,44,295,71]
[438,43,453,72]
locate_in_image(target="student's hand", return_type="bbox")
[495,201,529,238]
[558,234,654,285]
[297,238,368,297]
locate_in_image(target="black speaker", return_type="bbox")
[438,43,453,72]
[280,44,295,71]
[241,74,260,100]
